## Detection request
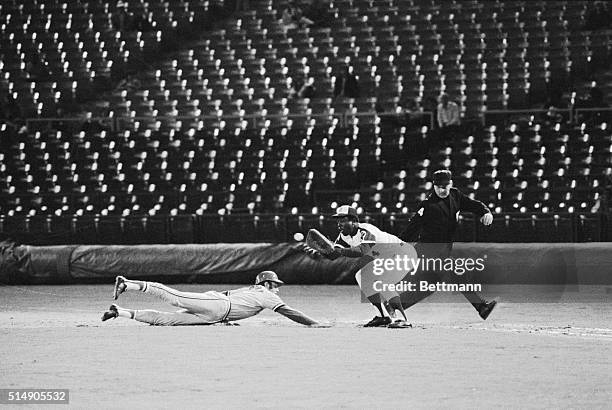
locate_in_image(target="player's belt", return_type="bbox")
[219,297,232,322]
[221,301,231,322]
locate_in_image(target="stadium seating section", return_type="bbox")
[0,0,610,243]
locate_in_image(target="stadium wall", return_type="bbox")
[2,243,611,286]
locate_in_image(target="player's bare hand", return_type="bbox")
[480,212,493,226]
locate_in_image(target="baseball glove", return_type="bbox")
[305,229,339,260]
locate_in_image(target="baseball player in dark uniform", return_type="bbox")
[400,169,497,318]
[101,271,322,326]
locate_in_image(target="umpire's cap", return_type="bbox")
[332,205,359,221]
[432,170,452,186]
[255,270,284,286]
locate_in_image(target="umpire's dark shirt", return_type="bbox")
[400,187,490,245]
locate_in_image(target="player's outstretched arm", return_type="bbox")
[332,231,375,258]
[333,242,372,258]
[275,305,319,326]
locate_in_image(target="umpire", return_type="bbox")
[399,169,497,319]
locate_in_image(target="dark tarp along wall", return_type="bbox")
[18,243,357,284]
[5,242,612,286]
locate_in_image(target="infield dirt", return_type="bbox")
[1,284,611,408]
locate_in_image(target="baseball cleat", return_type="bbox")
[478,300,497,320]
[388,319,413,329]
[363,316,392,327]
[101,304,119,322]
[113,276,127,300]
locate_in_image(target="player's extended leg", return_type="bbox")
[462,291,497,320]
[113,276,143,299]
[113,276,230,322]
[101,304,214,326]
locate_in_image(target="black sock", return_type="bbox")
[367,294,385,317]
[462,291,486,311]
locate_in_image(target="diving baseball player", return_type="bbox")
[400,169,497,318]
[327,205,412,328]
[101,271,321,326]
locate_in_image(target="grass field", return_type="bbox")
[1,284,611,409]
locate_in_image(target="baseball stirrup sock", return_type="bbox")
[125,280,144,291]
[462,291,486,310]
[117,308,135,319]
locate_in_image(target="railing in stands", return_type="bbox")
[0,212,608,245]
[23,111,434,131]
[20,106,611,132]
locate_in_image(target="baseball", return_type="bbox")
[293,232,304,241]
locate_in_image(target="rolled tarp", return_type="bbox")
[11,242,612,286]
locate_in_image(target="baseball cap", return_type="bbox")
[332,205,359,221]
[255,270,284,286]
[432,170,452,186]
